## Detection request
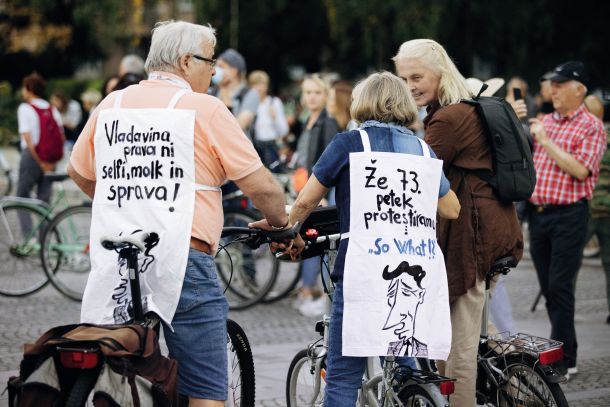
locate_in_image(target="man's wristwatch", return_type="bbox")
[270,219,290,230]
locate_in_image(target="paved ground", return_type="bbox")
[1,146,609,405]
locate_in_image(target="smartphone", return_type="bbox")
[513,87,523,101]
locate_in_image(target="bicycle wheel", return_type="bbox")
[0,203,52,296]
[398,384,446,407]
[40,205,92,301]
[286,349,326,407]
[495,355,568,407]
[262,260,301,304]
[65,369,97,407]
[227,319,255,407]
[216,210,280,310]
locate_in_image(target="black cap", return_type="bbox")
[544,61,588,86]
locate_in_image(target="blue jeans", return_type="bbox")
[324,281,416,405]
[163,249,229,400]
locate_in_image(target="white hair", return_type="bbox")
[144,20,216,74]
[119,54,145,76]
[393,39,472,106]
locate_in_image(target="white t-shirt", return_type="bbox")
[254,95,289,142]
[17,99,63,149]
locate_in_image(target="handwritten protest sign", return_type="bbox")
[342,131,451,360]
[82,101,197,327]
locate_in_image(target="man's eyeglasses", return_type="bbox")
[192,54,216,67]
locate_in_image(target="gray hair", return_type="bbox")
[144,20,216,74]
[119,54,145,76]
[393,39,472,106]
[350,71,419,127]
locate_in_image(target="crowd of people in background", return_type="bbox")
[13,26,610,404]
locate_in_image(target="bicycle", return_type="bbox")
[218,179,300,310]
[39,224,296,406]
[0,173,91,297]
[475,256,569,407]
[285,206,454,407]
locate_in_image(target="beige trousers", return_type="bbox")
[437,274,486,407]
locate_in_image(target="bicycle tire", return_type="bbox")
[0,170,11,197]
[227,318,255,406]
[216,210,279,310]
[494,355,568,407]
[40,204,92,301]
[398,383,447,407]
[0,203,53,296]
[262,259,301,304]
[65,368,98,407]
[286,348,326,407]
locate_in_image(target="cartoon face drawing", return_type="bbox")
[382,261,427,356]
[383,276,425,339]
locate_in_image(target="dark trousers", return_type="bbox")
[528,201,589,369]
[17,149,52,203]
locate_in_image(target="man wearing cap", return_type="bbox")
[213,48,259,133]
[528,61,606,378]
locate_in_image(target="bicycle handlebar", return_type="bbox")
[221,222,300,248]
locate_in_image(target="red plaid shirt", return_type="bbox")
[530,104,607,205]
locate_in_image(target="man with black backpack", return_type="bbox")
[527,61,606,379]
[16,73,65,203]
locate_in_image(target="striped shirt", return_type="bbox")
[530,104,606,205]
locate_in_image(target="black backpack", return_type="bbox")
[462,88,536,203]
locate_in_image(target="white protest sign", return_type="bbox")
[342,131,451,360]
[82,99,196,327]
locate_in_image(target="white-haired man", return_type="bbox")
[528,61,606,379]
[69,20,291,406]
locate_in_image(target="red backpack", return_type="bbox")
[29,103,64,163]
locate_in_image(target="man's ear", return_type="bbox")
[178,54,190,73]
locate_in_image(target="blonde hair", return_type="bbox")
[302,73,329,95]
[393,39,472,106]
[350,71,418,127]
[248,70,269,86]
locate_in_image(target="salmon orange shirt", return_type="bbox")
[70,72,263,251]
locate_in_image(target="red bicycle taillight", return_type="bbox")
[305,228,319,239]
[440,380,455,395]
[239,198,249,210]
[59,350,100,369]
[539,347,564,366]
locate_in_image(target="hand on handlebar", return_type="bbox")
[248,218,295,254]
[289,234,306,261]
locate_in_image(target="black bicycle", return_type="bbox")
[475,256,569,407]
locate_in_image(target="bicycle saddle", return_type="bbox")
[101,231,152,252]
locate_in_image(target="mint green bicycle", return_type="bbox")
[0,174,91,299]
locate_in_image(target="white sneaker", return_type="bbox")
[567,366,578,375]
[299,297,327,317]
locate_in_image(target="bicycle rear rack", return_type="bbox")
[484,333,563,358]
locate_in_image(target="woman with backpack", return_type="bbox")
[393,39,523,407]
[17,73,65,204]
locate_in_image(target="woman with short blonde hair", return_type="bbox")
[254,70,459,404]
[350,71,418,127]
[394,39,523,407]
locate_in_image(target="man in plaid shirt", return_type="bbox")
[528,61,606,378]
